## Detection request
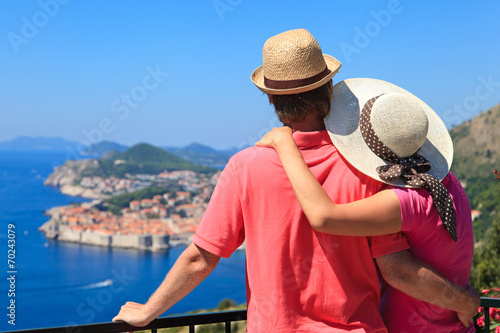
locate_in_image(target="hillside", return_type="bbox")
[86,140,129,156]
[449,103,500,239]
[163,143,240,169]
[450,104,500,178]
[45,143,217,193]
[84,143,216,178]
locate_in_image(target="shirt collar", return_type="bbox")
[292,130,333,149]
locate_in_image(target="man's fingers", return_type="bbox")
[119,302,143,311]
[125,301,143,308]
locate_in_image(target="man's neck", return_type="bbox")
[287,116,326,132]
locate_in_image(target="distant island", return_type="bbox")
[39,142,230,251]
[0,136,128,156]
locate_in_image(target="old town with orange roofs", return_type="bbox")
[39,170,226,251]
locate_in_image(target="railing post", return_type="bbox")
[484,306,490,332]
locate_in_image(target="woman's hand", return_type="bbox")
[255,126,293,148]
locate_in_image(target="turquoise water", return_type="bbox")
[0,151,246,331]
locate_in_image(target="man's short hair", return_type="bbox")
[268,80,333,124]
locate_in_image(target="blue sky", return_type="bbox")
[1,1,500,150]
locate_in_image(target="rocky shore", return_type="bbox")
[44,159,108,199]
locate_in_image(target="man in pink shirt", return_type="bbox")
[194,129,408,332]
[114,29,477,332]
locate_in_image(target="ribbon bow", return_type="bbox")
[377,155,431,185]
[360,95,458,242]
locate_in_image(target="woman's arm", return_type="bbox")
[256,127,402,236]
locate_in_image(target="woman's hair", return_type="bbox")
[268,80,333,124]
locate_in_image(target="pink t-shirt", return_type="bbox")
[381,173,475,333]
[194,130,409,332]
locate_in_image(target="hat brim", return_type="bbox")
[251,54,341,95]
[325,78,453,187]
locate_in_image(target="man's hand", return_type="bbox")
[456,285,480,327]
[113,302,154,327]
[377,250,480,328]
[113,301,152,327]
[255,126,293,148]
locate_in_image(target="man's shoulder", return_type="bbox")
[228,146,278,166]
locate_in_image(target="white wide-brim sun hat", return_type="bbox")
[325,78,454,188]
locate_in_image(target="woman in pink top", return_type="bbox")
[256,78,478,332]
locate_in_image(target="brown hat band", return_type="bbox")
[264,66,331,90]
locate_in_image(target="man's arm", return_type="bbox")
[113,243,221,327]
[376,250,479,327]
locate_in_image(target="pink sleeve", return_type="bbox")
[193,158,245,258]
[391,187,417,234]
[369,232,410,258]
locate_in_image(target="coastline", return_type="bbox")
[40,158,209,251]
[38,155,244,253]
[43,158,109,199]
[39,204,194,252]
[39,203,246,252]
[58,184,109,199]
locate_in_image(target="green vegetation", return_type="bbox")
[469,167,500,291]
[462,175,500,239]
[175,209,187,218]
[217,298,238,310]
[449,104,500,241]
[78,143,217,180]
[471,216,500,289]
[447,104,500,291]
[101,185,178,215]
[164,142,235,168]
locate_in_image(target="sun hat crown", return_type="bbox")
[370,93,429,158]
[251,29,341,95]
[262,29,326,81]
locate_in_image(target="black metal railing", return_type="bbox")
[4,309,247,333]
[481,296,500,332]
[4,297,500,333]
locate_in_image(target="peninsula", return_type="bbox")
[40,143,223,251]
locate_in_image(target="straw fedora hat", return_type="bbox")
[251,29,341,95]
[326,78,454,187]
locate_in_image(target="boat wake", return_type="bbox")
[76,279,113,290]
[20,279,114,295]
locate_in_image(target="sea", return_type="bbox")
[0,151,246,332]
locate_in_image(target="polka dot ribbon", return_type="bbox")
[359,95,457,242]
